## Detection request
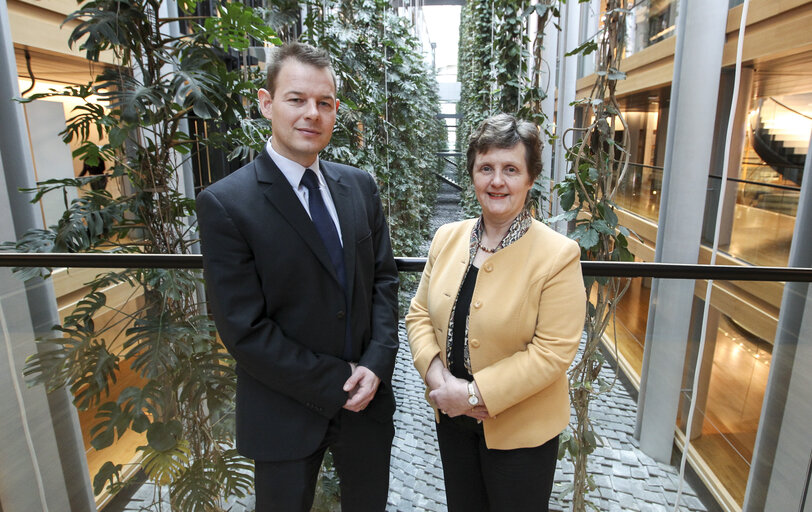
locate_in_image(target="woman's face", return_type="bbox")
[472,144,533,226]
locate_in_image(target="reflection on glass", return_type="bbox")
[608,276,650,377]
[604,274,783,508]
[625,0,678,57]
[615,163,662,222]
[724,178,796,267]
[677,310,772,506]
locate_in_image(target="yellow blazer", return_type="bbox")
[406,218,586,450]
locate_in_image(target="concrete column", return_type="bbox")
[551,0,580,231]
[678,303,719,440]
[743,133,812,512]
[634,0,729,463]
[0,2,95,510]
[536,9,557,207]
[703,66,754,245]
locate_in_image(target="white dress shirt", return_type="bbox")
[265,139,343,246]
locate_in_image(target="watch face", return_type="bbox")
[468,395,479,406]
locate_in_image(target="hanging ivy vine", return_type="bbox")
[549,1,635,510]
[457,0,553,216]
[4,0,444,510]
[457,2,635,510]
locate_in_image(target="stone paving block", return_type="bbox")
[630,466,649,479]
[682,494,707,511]
[643,489,667,505]
[612,461,632,478]
[612,474,632,493]
[618,491,640,510]
[120,183,715,512]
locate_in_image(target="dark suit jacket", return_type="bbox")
[196,150,399,461]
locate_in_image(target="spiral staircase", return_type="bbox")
[750,98,810,186]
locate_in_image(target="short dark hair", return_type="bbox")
[466,113,542,183]
[265,42,337,96]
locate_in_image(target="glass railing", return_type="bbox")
[624,0,678,57]
[1,254,811,512]
[705,173,800,267]
[615,162,663,222]
[614,162,800,268]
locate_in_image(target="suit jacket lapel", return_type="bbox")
[255,151,340,284]
[321,161,356,298]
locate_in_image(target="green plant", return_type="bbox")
[518,1,559,217]
[6,0,444,508]
[457,0,552,217]
[456,0,494,215]
[548,1,634,510]
[301,0,446,258]
[4,0,277,509]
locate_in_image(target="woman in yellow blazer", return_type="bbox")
[406,114,586,511]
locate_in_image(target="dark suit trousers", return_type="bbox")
[436,414,559,512]
[254,408,394,512]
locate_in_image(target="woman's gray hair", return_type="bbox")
[466,113,542,182]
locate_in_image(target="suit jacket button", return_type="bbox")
[470,339,480,348]
[337,310,345,319]
[473,300,482,309]
[484,263,493,272]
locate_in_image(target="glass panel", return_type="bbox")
[676,280,781,507]
[615,163,663,222]
[722,178,797,266]
[4,261,809,510]
[606,276,651,376]
[624,0,678,57]
[602,275,805,508]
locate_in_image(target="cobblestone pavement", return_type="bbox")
[386,329,709,512]
[119,180,711,511]
[386,179,710,511]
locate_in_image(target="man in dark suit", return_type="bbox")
[196,42,399,511]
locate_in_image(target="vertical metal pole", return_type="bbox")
[0,1,95,510]
[635,0,729,462]
[552,0,579,233]
[744,132,812,511]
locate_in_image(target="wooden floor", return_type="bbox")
[609,277,771,507]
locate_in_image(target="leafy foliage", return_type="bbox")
[456,0,554,217]
[300,0,446,257]
[7,0,443,509]
[6,0,275,508]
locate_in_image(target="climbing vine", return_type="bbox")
[551,1,635,509]
[5,0,443,510]
[457,2,635,510]
[457,0,552,216]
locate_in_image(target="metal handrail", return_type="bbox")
[708,174,802,192]
[1,253,811,282]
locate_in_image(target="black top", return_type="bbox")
[450,265,478,380]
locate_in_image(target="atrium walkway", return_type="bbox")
[385,178,712,511]
[117,179,714,511]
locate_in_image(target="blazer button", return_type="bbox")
[473,300,482,309]
[484,263,493,272]
[337,310,345,319]
[470,339,480,348]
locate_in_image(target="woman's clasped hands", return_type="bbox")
[425,357,490,421]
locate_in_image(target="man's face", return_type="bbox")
[258,59,338,168]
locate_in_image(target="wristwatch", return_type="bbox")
[467,381,479,407]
